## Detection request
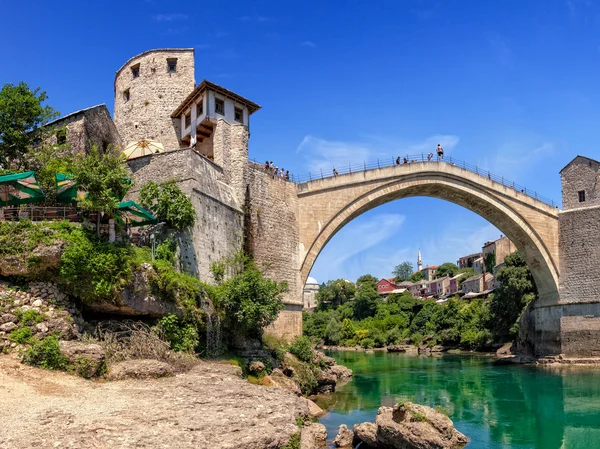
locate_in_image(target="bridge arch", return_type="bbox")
[297,162,560,304]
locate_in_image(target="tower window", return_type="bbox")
[184,112,191,129]
[131,64,140,79]
[123,89,130,102]
[167,58,177,73]
[196,101,203,117]
[215,98,224,115]
[234,107,243,123]
[578,190,586,202]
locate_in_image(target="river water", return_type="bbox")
[314,350,600,449]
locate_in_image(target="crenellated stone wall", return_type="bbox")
[114,49,195,150]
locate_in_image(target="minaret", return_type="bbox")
[417,249,422,272]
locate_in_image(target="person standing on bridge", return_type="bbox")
[396,156,401,165]
[333,168,339,177]
[437,144,444,160]
[428,152,433,161]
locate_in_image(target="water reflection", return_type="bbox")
[315,351,600,449]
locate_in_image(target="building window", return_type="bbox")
[196,101,203,117]
[131,64,140,79]
[56,130,67,145]
[578,190,586,202]
[184,112,191,129]
[215,98,224,115]
[234,107,243,123]
[167,58,177,73]
[123,89,130,102]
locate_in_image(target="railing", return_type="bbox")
[0,205,95,222]
[252,154,560,208]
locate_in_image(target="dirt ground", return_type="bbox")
[0,355,307,449]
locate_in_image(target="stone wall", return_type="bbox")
[213,120,248,204]
[245,165,302,306]
[114,49,195,151]
[265,304,303,340]
[126,149,243,283]
[561,156,600,211]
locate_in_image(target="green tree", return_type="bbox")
[392,261,413,282]
[354,282,379,320]
[436,262,460,278]
[356,274,378,289]
[409,271,425,283]
[484,252,496,274]
[74,146,130,215]
[139,181,196,231]
[487,251,536,341]
[316,279,355,308]
[213,260,287,337]
[0,82,58,169]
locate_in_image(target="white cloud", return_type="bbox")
[300,41,316,48]
[154,13,188,22]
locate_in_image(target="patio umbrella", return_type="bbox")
[122,139,165,160]
[114,200,158,227]
[55,173,86,204]
[0,171,46,207]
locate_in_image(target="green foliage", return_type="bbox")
[281,433,300,449]
[157,314,199,353]
[484,252,496,274]
[155,239,177,265]
[22,336,68,370]
[0,82,58,169]
[361,337,375,348]
[393,261,413,282]
[288,335,313,362]
[412,412,427,422]
[316,279,355,309]
[74,146,130,215]
[16,309,43,325]
[354,277,379,320]
[356,274,378,289]
[0,219,77,258]
[487,251,536,341]
[60,229,137,302]
[8,326,33,344]
[139,181,195,231]
[436,262,460,278]
[212,260,286,337]
[409,271,425,282]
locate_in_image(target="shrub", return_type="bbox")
[157,314,199,353]
[288,335,313,363]
[8,326,33,344]
[16,309,43,325]
[22,336,68,370]
[139,181,195,231]
[386,327,404,345]
[281,433,300,449]
[155,239,177,265]
[361,337,375,349]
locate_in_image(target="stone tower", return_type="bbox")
[417,249,422,272]
[113,48,195,150]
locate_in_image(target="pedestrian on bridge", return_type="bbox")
[437,144,444,160]
[333,168,339,177]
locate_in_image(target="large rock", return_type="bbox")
[333,424,354,447]
[58,341,106,378]
[373,402,468,449]
[496,342,513,357]
[353,422,378,447]
[300,397,327,418]
[0,322,17,332]
[107,359,174,381]
[0,313,17,325]
[248,360,266,375]
[269,368,302,396]
[0,242,64,277]
[315,369,337,394]
[312,350,336,367]
[301,422,327,449]
[328,364,353,383]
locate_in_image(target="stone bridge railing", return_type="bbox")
[289,153,561,208]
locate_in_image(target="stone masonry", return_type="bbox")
[114,49,195,150]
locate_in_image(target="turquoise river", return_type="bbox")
[314,351,600,449]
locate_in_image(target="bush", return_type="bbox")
[157,314,199,353]
[139,181,196,231]
[8,326,33,344]
[155,239,177,265]
[361,337,375,349]
[16,309,43,325]
[288,335,313,363]
[22,336,68,370]
[386,327,404,345]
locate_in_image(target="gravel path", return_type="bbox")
[0,355,307,449]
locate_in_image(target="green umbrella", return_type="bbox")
[115,200,158,227]
[0,171,46,207]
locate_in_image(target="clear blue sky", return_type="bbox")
[2,0,599,283]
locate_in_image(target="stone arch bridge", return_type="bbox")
[296,161,560,306]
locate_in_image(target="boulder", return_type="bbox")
[496,342,513,357]
[374,402,468,449]
[312,350,336,367]
[315,369,337,394]
[328,364,353,383]
[300,422,327,449]
[300,397,327,418]
[59,341,106,378]
[248,360,266,375]
[0,242,64,276]
[31,299,43,308]
[0,322,17,332]
[353,422,378,447]
[333,424,354,447]
[270,368,302,396]
[0,313,17,325]
[107,359,174,381]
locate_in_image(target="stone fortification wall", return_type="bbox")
[126,149,243,282]
[114,49,195,151]
[213,120,248,204]
[561,156,600,210]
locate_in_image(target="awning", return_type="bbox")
[123,139,165,160]
[115,201,158,227]
[55,174,131,204]
[0,171,46,207]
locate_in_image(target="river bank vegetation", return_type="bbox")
[304,252,537,351]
